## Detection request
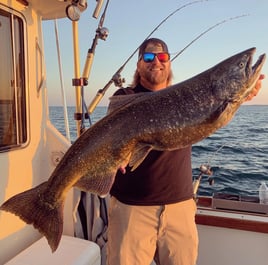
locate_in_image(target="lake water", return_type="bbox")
[49,105,268,197]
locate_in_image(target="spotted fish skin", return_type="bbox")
[0,47,265,252]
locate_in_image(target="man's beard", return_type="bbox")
[145,71,167,85]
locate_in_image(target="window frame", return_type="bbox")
[0,5,28,152]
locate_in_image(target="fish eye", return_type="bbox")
[239,62,245,68]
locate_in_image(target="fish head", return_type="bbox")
[210,47,266,103]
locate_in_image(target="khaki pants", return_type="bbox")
[107,197,198,265]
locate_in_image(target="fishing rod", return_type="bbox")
[80,0,110,86]
[71,0,110,134]
[193,144,225,198]
[87,4,248,114]
[87,0,209,114]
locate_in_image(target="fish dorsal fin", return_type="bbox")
[129,143,153,171]
[108,93,148,114]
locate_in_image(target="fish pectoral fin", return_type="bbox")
[129,144,153,171]
[206,101,233,127]
[74,172,116,197]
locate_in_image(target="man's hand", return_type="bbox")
[246,74,265,101]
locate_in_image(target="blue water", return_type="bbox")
[49,105,268,197]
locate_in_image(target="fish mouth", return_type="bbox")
[248,48,266,80]
[251,51,266,76]
[244,48,266,97]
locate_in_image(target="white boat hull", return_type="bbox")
[197,224,268,265]
[196,197,268,265]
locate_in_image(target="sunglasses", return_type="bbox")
[141,52,170,63]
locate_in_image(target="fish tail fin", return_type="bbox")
[0,182,63,252]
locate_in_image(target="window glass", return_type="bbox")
[0,8,27,151]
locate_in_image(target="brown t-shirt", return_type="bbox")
[109,84,193,205]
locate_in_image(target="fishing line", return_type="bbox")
[205,144,225,167]
[200,138,259,174]
[119,0,210,70]
[171,14,249,61]
[196,139,250,190]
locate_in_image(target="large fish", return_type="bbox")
[0,47,265,252]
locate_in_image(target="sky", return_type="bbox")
[43,0,268,106]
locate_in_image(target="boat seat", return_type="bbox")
[5,235,101,265]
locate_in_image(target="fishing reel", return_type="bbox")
[96,27,109,40]
[199,164,214,185]
[112,73,125,87]
[193,164,215,198]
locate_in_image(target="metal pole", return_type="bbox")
[72,21,82,137]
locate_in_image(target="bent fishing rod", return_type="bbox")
[87,0,210,114]
[86,4,248,115]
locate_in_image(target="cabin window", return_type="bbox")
[0,8,27,151]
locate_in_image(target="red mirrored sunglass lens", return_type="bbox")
[142,53,170,63]
[156,53,170,62]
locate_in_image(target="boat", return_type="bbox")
[0,0,267,264]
